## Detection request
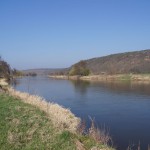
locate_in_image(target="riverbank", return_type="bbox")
[8,87,80,133]
[0,79,114,150]
[49,74,150,82]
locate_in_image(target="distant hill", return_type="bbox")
[22,68,69,75]
[72,49,150,75]
[23,49,150,76]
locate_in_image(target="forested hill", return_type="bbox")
[78,49,150,75]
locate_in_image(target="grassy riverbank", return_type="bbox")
[0,79,114,150]
[0,93,114,150]
[0,93,70,150]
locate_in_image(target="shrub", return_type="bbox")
[69,61,90,76]
[0,59,11,80]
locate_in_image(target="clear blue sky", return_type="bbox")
[0,0,150,69]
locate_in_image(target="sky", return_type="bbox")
[0,0,150,70]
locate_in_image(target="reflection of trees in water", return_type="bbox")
[90,80,150,96]
[11,79,20,88]
[70,80,90,95]
[70,79,150,96]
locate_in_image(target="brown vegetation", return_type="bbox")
[8,87,80,133]
[77,118,113,148]
[85,49,150,75]
[12,69,24,77]
[88,118,112,145]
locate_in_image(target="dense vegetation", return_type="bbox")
[0,57,24,79]
[69,61,90,76]
[12,69,23,77]
[0,57,11,80]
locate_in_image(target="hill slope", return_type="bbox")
[82,49,150,75]
[23,49,150,76]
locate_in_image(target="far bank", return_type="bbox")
[49,74,150,82]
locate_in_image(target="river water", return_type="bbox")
[12,76,150,150]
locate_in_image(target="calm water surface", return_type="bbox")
[13,76,150,150]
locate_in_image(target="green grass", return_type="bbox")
[0,93,76,150]
[0,93,114,150]
[119,74,132,81]
[137,73,150,76]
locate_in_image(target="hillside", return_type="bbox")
[76,49,150,75]
[23,49,150,76]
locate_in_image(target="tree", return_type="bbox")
[12,69,23,76]
[0,58,12,80]
[69,61,90,76]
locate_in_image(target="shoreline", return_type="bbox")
[8,87,80,133]
[49,74,150,82]
[0,77,79,133]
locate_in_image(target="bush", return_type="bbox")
[69,61,90,76]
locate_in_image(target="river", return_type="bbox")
[12,76,150,150]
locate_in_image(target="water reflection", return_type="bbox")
[70,79,150,96]
[11,78,21,88]
[70,80,90,95]
[92,80,150,96]
[12,77,150,97]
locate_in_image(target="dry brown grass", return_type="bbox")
[77,119,87,135]
[8,87,80,133]
[88,118,112,146]
[75,140,86,150]
[77,117,113,150]
[127,142,150,150]
[0,78,8,86]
